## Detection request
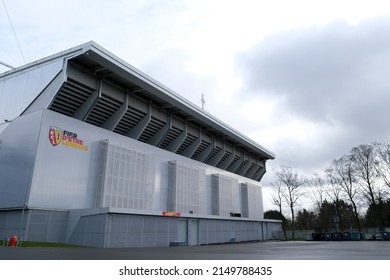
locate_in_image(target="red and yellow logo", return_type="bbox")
[49,126,88,151]
[49,127,63,146]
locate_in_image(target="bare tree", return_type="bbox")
[271,180,283,214]
[309,173,327,211]
[308,173,328,231]
[325,167,343,203]
[350,144,384,231]
[273,166,306,239]
[327,155,362,232]
[374,140,390,190]
[325,166,345,231]
[271,180,287,239]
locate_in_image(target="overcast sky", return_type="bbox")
[2,0,390,210]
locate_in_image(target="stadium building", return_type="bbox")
[0,42,280,248]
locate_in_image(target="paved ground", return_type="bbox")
[1,240,390,260]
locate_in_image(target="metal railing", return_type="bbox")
[2,236,22,247]
[16,236,22,247]
[2,237,9,247]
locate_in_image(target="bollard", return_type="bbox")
[9,235,17,247]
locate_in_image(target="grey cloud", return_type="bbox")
[238,17,390,130]
[237,16,390,174]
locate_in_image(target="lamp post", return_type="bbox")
[333,215,340,232]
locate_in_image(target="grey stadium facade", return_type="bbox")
[0,42,280,248]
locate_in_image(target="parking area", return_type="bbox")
[1,240,390,260]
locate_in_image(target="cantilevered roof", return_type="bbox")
[1,41,274,180]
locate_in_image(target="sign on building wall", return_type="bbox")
[48,126,88,151]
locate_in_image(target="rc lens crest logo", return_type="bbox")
[48,126,88,151]
[49,127,63,146]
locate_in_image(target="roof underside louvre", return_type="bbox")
[114,107,146,135]
[176,133,197,155]
[138,117,166,143]
[51,78,93,116]
[43,42,274,181]
[85,94,122,127]
[159,126,182,149]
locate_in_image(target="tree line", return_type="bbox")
[265,140,390,239]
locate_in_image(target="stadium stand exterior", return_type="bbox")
[0,42,280,247]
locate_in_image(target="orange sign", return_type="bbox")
[162,211,181,217]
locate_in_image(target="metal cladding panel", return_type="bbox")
[249,183,263,220]
[95,140,155,211]
[241,183,263,220]
[0,110,43,208]
[211,174,240,217]
[0,59,63,122]
[167,160,206,214]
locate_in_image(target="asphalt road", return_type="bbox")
[1,240,390,260]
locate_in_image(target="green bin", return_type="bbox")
[350,232,360,240]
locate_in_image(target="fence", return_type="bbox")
[284,227,390,240]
